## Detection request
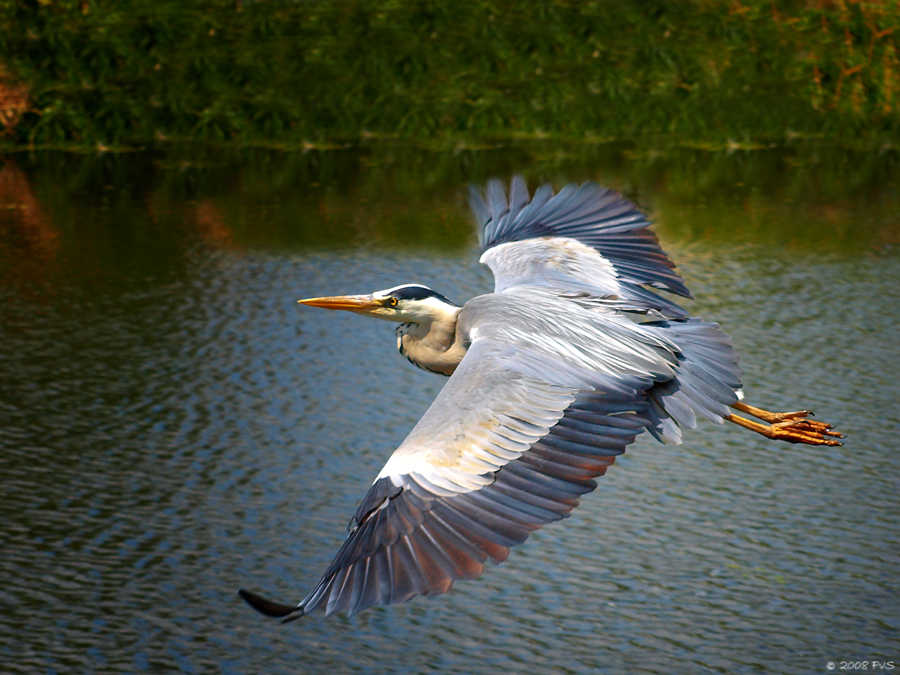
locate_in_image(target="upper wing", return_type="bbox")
[469,177,690,318]
[240,295,685,620]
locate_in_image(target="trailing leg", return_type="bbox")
[726,402,843,446]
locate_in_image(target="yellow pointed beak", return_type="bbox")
[297,294,385,313]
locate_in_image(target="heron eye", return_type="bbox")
[389,297,399,307]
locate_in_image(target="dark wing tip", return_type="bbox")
[238,588,304,620]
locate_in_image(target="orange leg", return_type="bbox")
[726,402,844,446]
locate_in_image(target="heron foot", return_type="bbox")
[771,418,844,445]
[725,413,843,446]
[731,402,844,445]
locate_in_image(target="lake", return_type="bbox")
[1,143,898,674]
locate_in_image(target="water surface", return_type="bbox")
[1,144,898,674]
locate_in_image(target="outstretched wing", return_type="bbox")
[240,294,687,620]
[469,177,690,318]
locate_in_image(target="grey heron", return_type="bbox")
[239,177,842,621]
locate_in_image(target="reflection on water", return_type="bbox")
[1,144,898,675]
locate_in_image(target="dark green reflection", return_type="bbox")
[0,143,897,295]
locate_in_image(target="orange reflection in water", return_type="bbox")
[192,198,233,245]
[0,160,60,271]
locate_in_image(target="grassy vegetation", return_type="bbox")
[1,0,899,150]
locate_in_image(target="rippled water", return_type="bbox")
[1,145,898,675]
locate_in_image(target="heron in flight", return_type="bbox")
[240,177,842,621]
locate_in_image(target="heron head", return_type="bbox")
[298,284,459,324]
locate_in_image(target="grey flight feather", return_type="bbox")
[470,176,691,318]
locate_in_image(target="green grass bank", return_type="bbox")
[1,0,899,150]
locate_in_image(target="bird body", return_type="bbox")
[239,177,843,621]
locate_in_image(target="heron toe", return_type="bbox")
[725,410,844,446]
[769,419,844,446]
